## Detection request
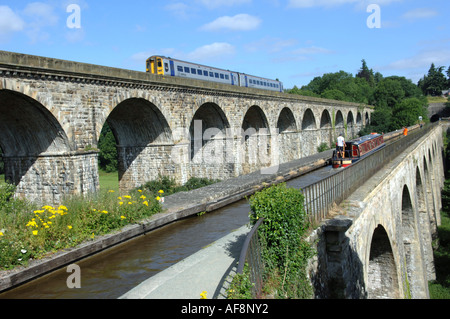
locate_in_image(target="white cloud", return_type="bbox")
[22,2,60,43]
[201,14,261,31]
[23,2,59,26]
[383,49,450,72]
[165,2,190,19]
[402,8,438,21]
[186,42,236,62]
[197,0,251,9]
[0,6,25,39]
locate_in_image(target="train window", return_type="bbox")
[220,74,224,79]
[184,67,190,73]
[191,68,196,74]
[209,72,214,77]
[203,71,208,76]
[215,73,219,78]
[225,75,229,80]
[165,63,169,72]
[198,69,202,75]
[177,66,183,72]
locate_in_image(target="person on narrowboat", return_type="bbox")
[337,134,346,158]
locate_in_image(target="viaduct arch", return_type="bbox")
[0,51,373,203]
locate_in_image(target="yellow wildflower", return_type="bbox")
[119,202,124,206]
[124,195,132,199]
[68,225,73,230]
[120,216,126,220]
[200,291,207,299]
[128,202,132,205]
[32,230,38,236]
[58,205,68,211]
[118,197,122,200]
[143,201,149,207]
[158,190,164,194]
[138,189,142,193]
[102,210,108,214]
[0,232,4,237]
[156,196,161,201]
[108,190,115,193]
[140,195,146,199]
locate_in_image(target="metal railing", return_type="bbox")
[236,122,439,297]
[236,217,265,298]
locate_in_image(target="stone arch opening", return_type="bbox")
[320,110,332,147]
[301,109,317,157]
[105,97,173,191]
[356,112,362,127]
[277,107,297,133]
[400,184,426,298]
[190,102,229,159]
[0,89,73,202]
[277,107,298,163]
[302,109,316,130]
[335,110,344,132]
[242,105,270,174]
[347,111,355,138]
[367,225,400,299]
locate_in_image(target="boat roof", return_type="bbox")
[349,133,382,145]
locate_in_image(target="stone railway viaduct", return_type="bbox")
[0,51,446,299]
[0,51,372,204]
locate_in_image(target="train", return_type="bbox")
[146,55,284,92]
[332,133,385,168]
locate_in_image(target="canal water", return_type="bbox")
[0,165,336,299]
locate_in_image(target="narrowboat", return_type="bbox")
[332,133,385,168]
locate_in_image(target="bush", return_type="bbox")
[248,183,314,299]
[141,176,220,196]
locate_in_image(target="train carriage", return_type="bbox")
[146,56,283,92]
[332,133,385,168]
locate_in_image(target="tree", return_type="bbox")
[356,59,375,87]
[418,63,447,96]
[98,123,118,172]
[390,98,428,130]
[373,78,405,108]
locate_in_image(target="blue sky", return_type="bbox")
[1,0,449,89]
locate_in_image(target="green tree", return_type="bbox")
[390,97,428,130]
[356,59,375,87]
[98,123,118,172]
[373,78,405,108]
[418,63,447,96]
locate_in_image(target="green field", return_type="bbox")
[98,170,119,192]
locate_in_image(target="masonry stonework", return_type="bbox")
[0,51,373,203]
[307,124,444,299]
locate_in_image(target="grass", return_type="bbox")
[98,170,119,192]
[0,171,220,272]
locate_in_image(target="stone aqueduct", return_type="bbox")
[308,123,445,299]
[0,51,372,203]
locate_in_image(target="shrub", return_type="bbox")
[248,183,315,299]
